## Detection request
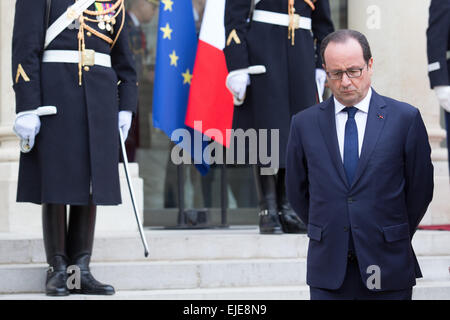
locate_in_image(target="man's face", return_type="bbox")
[140,2,157,24]
[323,38,373,107]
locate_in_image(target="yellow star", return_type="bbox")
[161,0,174,11]
[160,23,173,40]
[182,69,193,85]
[169,50,179,67]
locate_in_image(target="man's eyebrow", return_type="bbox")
[328,65,364,72]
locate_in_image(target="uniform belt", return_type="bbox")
[252,10,312,30]
[42,50,112,68]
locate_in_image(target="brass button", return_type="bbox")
[87,32,92,37]
[84,66,90,72]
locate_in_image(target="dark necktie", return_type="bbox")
[343,107,359,185]
[344,107,358,255]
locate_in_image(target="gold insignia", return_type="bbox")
[226,29,241,46]
[82,49,95,67]
[15,64,30,84]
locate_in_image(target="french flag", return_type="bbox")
[185,0,234,147]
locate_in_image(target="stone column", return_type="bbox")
[348,0,449,225]
[0,0,144,233]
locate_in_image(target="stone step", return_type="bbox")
[0,256,449,294]
[0,258,305,294]
[0,228,448,264]
[0,281,449,300]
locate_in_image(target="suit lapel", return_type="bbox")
[318,98,349,189]
[351,90,387,188]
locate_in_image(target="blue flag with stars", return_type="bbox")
[153,0,209,175]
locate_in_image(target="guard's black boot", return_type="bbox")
[254,166,282,234]
[42,204,69,296]
[67,201,115,295]
[276,169,307,233]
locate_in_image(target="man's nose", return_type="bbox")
[340,72,352,86]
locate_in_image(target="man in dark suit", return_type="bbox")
[427,0,450,175]
[286,29,434,300]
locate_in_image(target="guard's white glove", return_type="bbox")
[13,113,41,152]
[434,86,450,113]
[315,68,327,99]
[118,110,133,141]
[228,73,250,102]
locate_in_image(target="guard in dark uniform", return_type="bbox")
[12,0,137,296]
[427,0,450,175]
[224,0,334,234]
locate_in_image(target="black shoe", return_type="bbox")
[72,271,115,295]
[253,166,283,234]
[276,169,307,233]
[45,256,69,296]
[278,206,307,233]
[69,255,115,295]
[259,209,283,234]
[42,204,69,296]
[67,201,115,295]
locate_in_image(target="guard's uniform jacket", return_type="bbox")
[12,0,138,205]
[224,0,334,167]
[427,0,450,87]
[427,0,450,172]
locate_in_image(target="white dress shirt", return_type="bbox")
[128,12,140,27]
[334,88,372,162]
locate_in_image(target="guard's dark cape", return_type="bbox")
[224,0,334,168]
[12,0,138,205]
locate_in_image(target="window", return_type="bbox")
[126,0,347,228]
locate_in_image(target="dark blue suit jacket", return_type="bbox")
[286,89,434,291]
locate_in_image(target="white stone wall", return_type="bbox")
[0,0,17,162]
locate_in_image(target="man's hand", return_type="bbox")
[315,68,327,99]
[13,113,41,151]
[434,86,450,112]
[228,73,250,102]
[118,111,132,141]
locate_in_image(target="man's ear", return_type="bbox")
[322,63,326,71]
[367,57,374,75]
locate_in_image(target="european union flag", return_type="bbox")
[153,0,209,175]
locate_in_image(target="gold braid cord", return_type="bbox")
[288,0,317,46]
[288,0,296,46]
[76,0,125,85]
